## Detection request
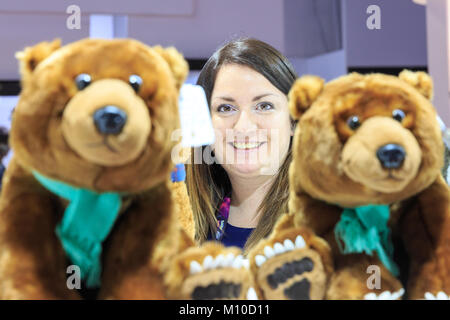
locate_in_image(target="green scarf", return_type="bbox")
[334,204,399,277]
[33,171,121,288]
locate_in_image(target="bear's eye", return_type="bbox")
[392,109,405,122]
[75,74,91,90]
[129,75,143,93]
[347,116,361,130]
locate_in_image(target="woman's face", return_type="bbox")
[210,63,292,178]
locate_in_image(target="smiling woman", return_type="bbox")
[211,64,292,177]
[186,38,297,254]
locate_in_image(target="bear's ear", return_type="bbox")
[398,70,433,100]
[288,75,324,120]
[15,39,61,82]
[153,46,189,91]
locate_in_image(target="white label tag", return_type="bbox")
[178,84,215,147]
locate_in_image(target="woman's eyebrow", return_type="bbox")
[214,96,235,102]
[213,93,277,103]
[252,93,276,101]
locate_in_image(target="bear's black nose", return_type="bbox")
[376,144,406,169]
[93,105,127,135]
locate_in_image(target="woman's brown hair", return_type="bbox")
[186,38,297,254]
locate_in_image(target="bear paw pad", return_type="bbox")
[252,235,327,300]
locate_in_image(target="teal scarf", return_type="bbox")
[334,204,399,277]
[33,171,121,288]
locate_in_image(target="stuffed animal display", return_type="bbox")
[247,71,450,300]
[0,38,200,299]
[3,37,448,301]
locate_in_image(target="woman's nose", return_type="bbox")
[233,110,257,132]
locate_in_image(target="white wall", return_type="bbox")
[425,0,450,125]
[0,11,89,79]
[129,0,285,59]
[0,0,431,80]
[0,0,285,80]
[290,49,347,81]
[284,0,342,57]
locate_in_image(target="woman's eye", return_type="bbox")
[75,73,91,90]
[216,104,235,113]
[347,115,361,130]
[392,109,406,122]
[256,102,274,111]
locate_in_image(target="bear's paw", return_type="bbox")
[250,234,328,300]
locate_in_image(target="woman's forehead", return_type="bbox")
[212,64,285,101]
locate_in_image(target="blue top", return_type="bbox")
[221,223,254,249]
[207,222,254,249]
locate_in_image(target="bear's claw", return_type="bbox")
[189,253,249,275]
[364,288,405,300]
[254,236,306,267]
[251,234,327,300]
[246,287,258,300]
[424,291,449,300]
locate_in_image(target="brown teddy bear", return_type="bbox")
[247,70,450,300]
[0,38,201,299]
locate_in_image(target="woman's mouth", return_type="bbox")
[229,141,266,150]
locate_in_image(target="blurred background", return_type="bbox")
[0,0,449,167]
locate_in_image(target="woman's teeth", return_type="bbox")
[232,142,263,149]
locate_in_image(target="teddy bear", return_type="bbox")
[0,38,204,299]
[246,70,450,300]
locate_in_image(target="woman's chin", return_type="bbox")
[226,163,264,177]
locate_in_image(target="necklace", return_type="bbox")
[215,196,231,240]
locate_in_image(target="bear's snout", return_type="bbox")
[376,144,406,169]
[61,78,151,166]
[340,117,422,194]
[93,105,127,135]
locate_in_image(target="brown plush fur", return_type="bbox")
[171,181,195,241]
[259,71,450,299]
[0,38,196,299]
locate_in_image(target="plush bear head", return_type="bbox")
[12,38,188,192]
[288,70,443,207]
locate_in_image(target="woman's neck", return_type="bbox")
[227,174,275,228]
